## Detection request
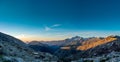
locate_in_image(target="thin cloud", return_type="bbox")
[45,26,52,31]
[51,24,61,27]
[44,24,61,31]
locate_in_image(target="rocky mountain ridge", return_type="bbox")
[0,32,58,62]
[28,35,120,62]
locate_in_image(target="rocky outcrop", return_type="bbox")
[0,32,58,62]
[72,51,120,62]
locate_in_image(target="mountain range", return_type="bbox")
[1,32,120,62]
[28,35,120,62]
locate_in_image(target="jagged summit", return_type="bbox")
[76,35,119,51]
[52,35,120,61]
[71,36,83,40]
[72,35,120,59]
[108,35,120,39]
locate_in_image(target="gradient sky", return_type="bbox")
[1,0,120,41]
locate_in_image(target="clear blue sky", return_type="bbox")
[0,0,120,41]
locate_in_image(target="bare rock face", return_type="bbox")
[0,32,58,62]
[63,36,120,62]
[78,36,120,58]
[55,35,120,62]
